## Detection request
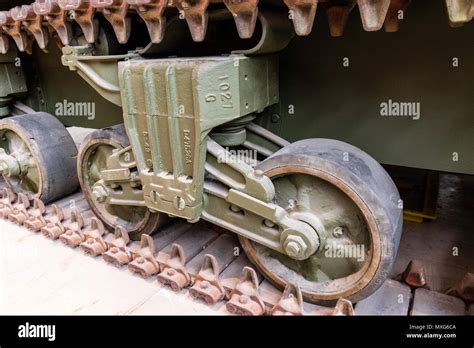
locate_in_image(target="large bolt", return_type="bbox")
[92,185,109,203]
[283,235,307,259]
[285,241,301,257]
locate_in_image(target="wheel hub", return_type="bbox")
[0,148,21,176]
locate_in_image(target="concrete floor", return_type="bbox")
[0,223,221,315]
[0,172,472,315]
[391,173,474,292]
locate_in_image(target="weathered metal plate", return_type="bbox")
[355,279,411,316]
[411,288,466,316]
[186,233,239,277]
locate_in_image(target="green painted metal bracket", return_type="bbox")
[118,55,279,222]
[61,45,139,107]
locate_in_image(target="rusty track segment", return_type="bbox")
[0,10,32,54]
[91,0,131,44]
[0,0,471,54]
[10,4,49,51]
[127,0,167,43]
[0,185,355,315]
[58,0,98,44]
[33,0,72,46]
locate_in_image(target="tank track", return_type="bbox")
[2,176,470,315]
[0,176,358,315]
[0,0,472,55]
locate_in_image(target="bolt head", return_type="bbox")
[230,204,241,213]
[333,227,344,238]
[263,219,275,228]
[92,186,108,203]
[283,235,307,258]
[285,241,301,257]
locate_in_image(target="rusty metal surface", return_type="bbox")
[357,0,390,31]
[91,0,131,43]
[11,4,49,50]
[400,259,428,288]
[58,210,86,247]
[157,244,191,290]
[127,0,166,43]
[0,10,31,53]
[22,198,46,231]
[25,203,63,232]
[189,254,226,304]
[325,0,355,37]
[270,283,304,315]
[226,266,266,315]
[173,0,209,42]
[284,0,318,36]
[188,234,238,304]
[58,0,98,43]
[0,0,470,53]
[224,0,259,38]
[1,192,29,220]
[127,234,161,278]
[332,298,354,315]
[79,217,109,256]
[33,0,72,45]
[156,225,219,290]
[384,0,410,32]
[102,226,133,266]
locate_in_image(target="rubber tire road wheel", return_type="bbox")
[0,112,79,203]
[240,138,403,305]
